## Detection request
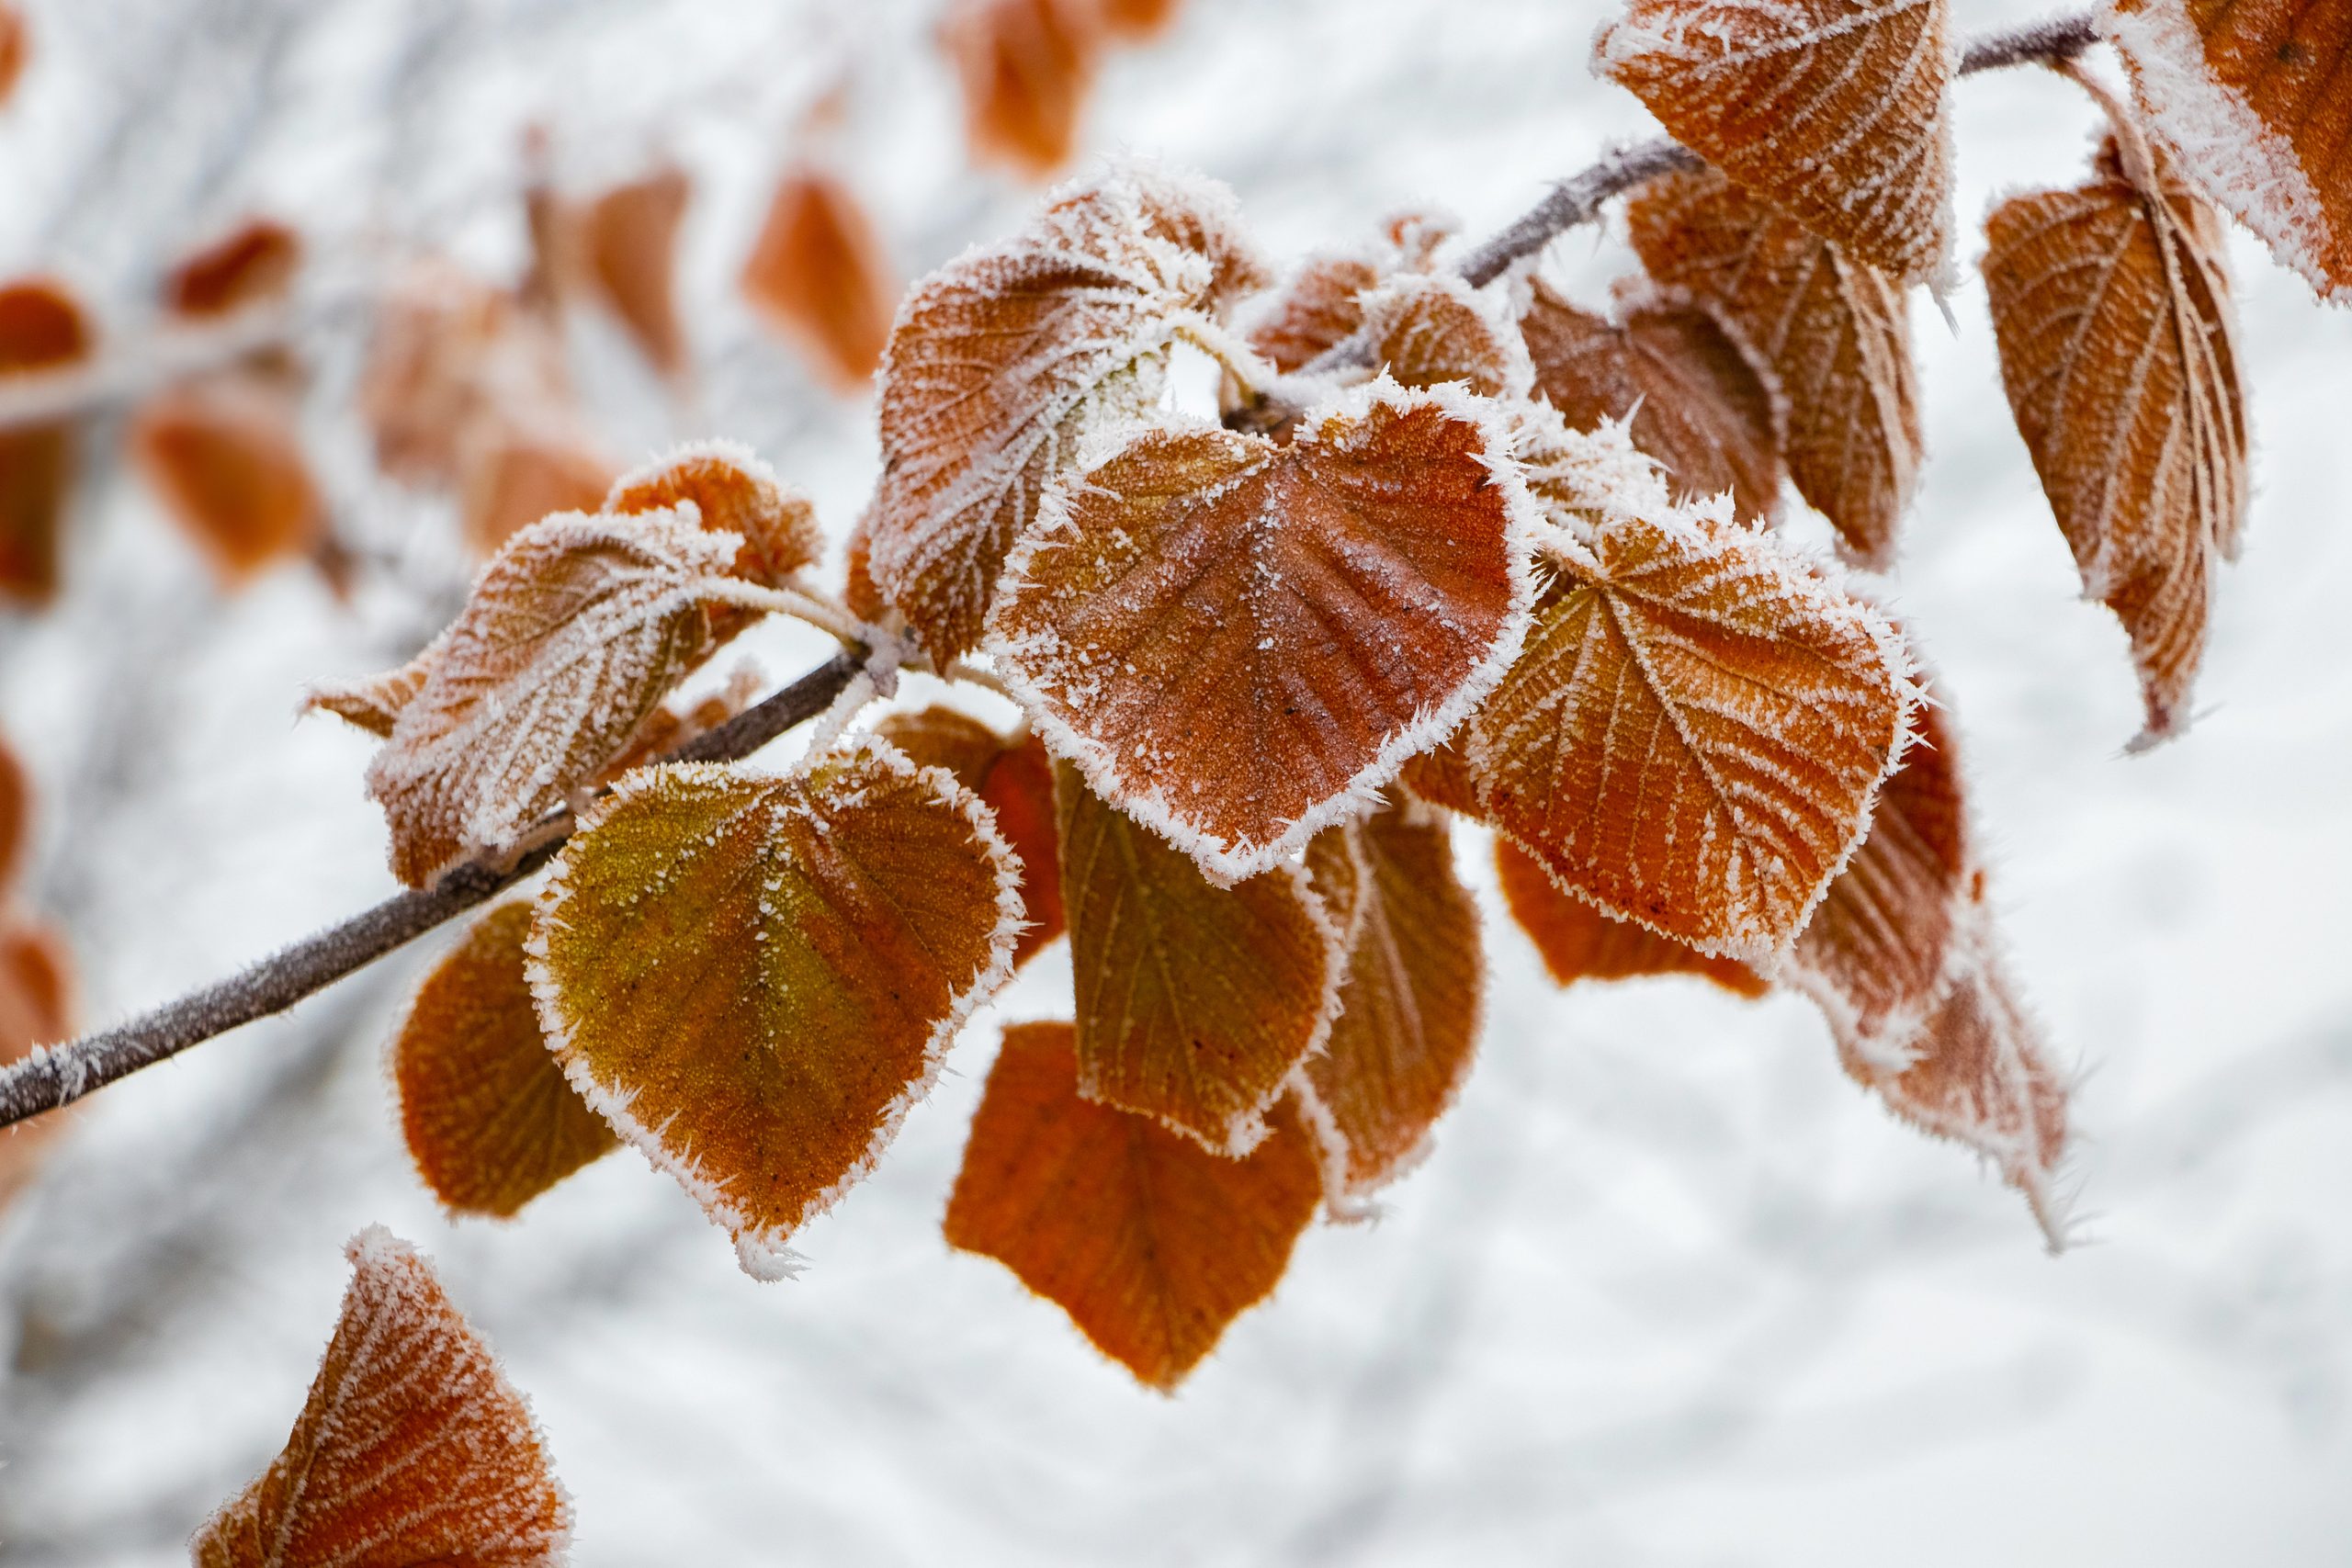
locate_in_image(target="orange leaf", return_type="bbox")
[944,1021,1319,1390]
[0,279,92,606]
[595,663,765,781]
[1092,0,1182,39]
[457,410,616,556]
[869,163,1268,663]
[164,219,301,319]
[394,902,616,1219]
[582,165,692,378]
[842,509,888,623]
[877,705,1067,963]
[993,380,1534,880]
[0,6,25,107]
[1468,508,1915,959]
[528,743,1021,1277]
[2106,0,2352,301]
[360,262,572,488]
[741,165,899,394]
[1521,278,1782,521]
[344,507,764,886]
[1245,252,1382,372]
[1396,739,1485,819]
[1056,763,1343,1154]
[941,0,1104,178]
[1625,166,1921,570]
[190,1227,569,1567]
[607,439,819,652]
[1496,836,1768,997]
[0,729,25,895]
[308,649,436,741]
[130,371,322,584]
[1295,804,1483,1207]
[1981,131,2247,747]
[1593,0,1956,287]
[0,915,73,1215]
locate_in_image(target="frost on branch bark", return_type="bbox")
[1593,0,1956,288]
[944,1021,1320,1391]
[991,379,1534,882]
[868,162,1268,663]
[1055,762,1345,1156]
[1468,505,1916,960]
[1520,276,1784,521]
[1982,132,2248,747]
[191,1228,568,1568]
[2105,0,2352,303]
[527,742,1021,1280]
[1625,166,1922,570]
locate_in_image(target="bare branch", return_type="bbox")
[0,650,861,1131]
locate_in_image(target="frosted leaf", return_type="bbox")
[595,661,765,781]
[526,741,1021,1276]
[944,1021,1320,1391]
[1594,0,1957,288]
[0,279,94,607]
[876,705,1066,964]
[1495,836,1768,996]
[1626,166,1922,570]
[356,508,757,886]
[606,440,820,658]
[740,164,899,392]
[991,378,1535,883]
[1245,252,1384,372]
[189,1228,569,1568]
[1357,272,1530,398]
[868,160,1269,663]
[2105,0,2352,303]
[309,638,444,740]
[1510,400,1681,540]
[1521,276,1783,521]
[940,0,1104,179]
[164,219,301,319]
[130,370,323,586]
[1981,132,2248,746]
[579,164,692,378]
[1295,803,1483,1210]
[1467,505,1917,960]
[1054,762,1346,1156]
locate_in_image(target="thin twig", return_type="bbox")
[0,650,861,1130]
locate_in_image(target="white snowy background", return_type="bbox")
[2,0,2348,1562]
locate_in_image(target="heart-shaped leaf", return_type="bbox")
[877,705,1067,963]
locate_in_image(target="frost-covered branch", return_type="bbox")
[0,303,306,429]
[0,650,861,1131]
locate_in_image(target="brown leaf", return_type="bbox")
[353,507,759,886]
[1395,739,1485,819]
[1245,252,1383,373]
[0,729,25,895]
[741,164,900,394]
[1981,131,2248,746]
[876,705,1068,963]
[1468,508,1915,959]
[870,163,1266,663]
[1625,166,1922,570]
[191,1228,569,1567]
[944,1021,1319,1390]
[1357,272,1528,397]
[1594,0,1955,287]
[1057,762,1344,1154]
[594,662,765,781]
[1496,836,1768,997]
[606,440,820,653]
[308,648,438,741]
[458,409,616,556]
[394,902,616,1219]
[1521,278,1782,520]
[360,262,572,489]
[0,6,25,107]
[529,743,1020,1277]
[993,380,1533,880]
[941,0,1104,178]
[1295,804,1483,1207]
[1092,0,1182,39]
[2106,0,2352,302]
[0,279,92,607]
[164,219,301,319]
[130,371,322,585]
[582,164,693,378]
[0,915,73,1215]
[842,509,888,623]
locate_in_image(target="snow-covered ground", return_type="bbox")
[2,0,2347,1562]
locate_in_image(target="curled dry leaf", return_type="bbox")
[1295,803,1484,1209]
[1510,402,1683,540]
[1468,507,1916,960]
[191,1227,569,1568]
[870,162,1268,663]
[528,743,1021,1279]
[945,1021,1320,1390]
[606,439,820,588]
[2105,0,2352,302]
[1056,762,1344,1155]
[941,0,1104,178]
[741,164,899,394]
[355,507,759,886]
[0,279,92,606]
[164,219,300,319]
[1982,132,2248,746]
[0,916,73,1214]
[1594,0,1956,288]
[1521,276,1783,520]
[130,371,323,584]
[876,705,1066,963]
[458,408,616,557]
[1495,836,1768,997]
[1626,166,1921,570]
[992,379,1534,882]
[394,902,616,1219]
[582,164,693,378]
